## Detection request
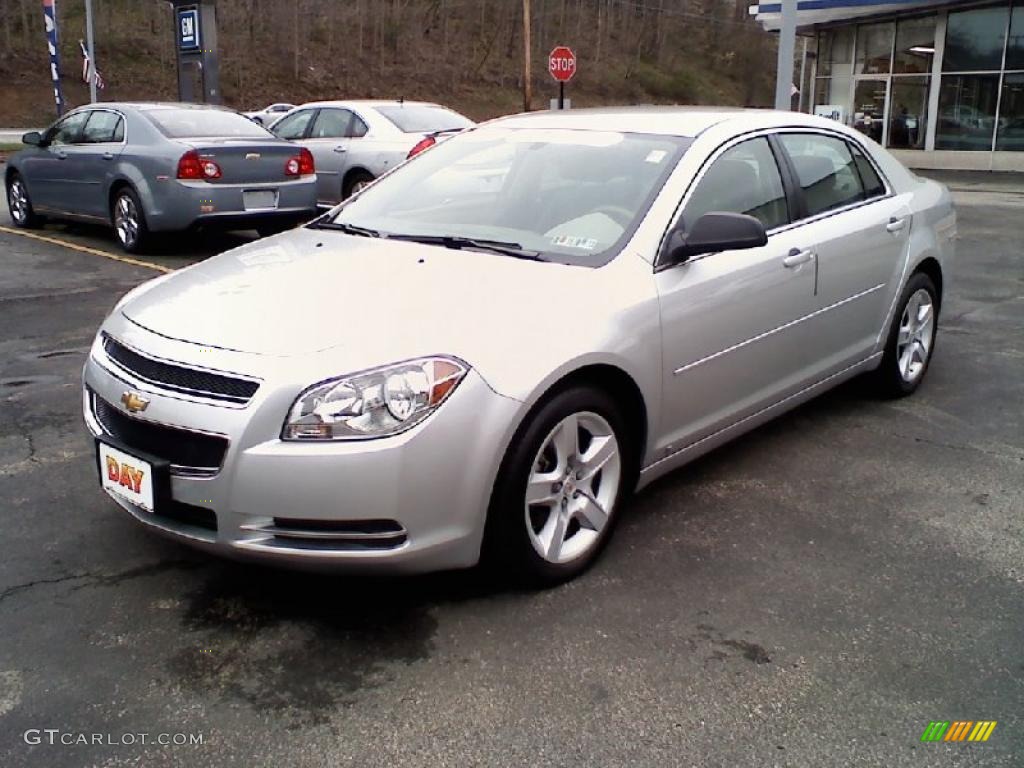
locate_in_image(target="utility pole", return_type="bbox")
[774,0,796,111]
[85,0,97,102]
[522,0,532,111]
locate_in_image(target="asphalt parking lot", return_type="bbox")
[1,173,1022,767]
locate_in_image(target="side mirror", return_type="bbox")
[22,131,43,147]
[663,212,768,265]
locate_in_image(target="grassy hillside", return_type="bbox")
[0,0,776,127]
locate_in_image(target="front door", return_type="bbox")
[72,109,126,219]
[852,77,889,145]
[19,111,90,213]
[656,136,818,455]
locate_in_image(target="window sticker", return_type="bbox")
[551,235,598,250]
[645,149,668,163]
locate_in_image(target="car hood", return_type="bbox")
[121,228,595,362]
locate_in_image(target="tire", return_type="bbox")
[343,171,374,200]
[6,173,43,229]
[872,271,939,398]
[110,186,150,254]
[483,386,635,587]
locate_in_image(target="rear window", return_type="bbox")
[374,105,472,133]
[145,108,271,139]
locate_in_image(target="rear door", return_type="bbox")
[304,108,357,205]
[774,132,912,374]
[74,109,126,219]
[656,135,819,452]
[20,111,90,213]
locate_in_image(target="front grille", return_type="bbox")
[245,518,407,551]
[93,392,228,472]
[102,333,258,404]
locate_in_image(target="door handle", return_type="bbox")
[102,152,115,160]
[783,248,815,268]
[56,151,67,160]
[886,216,907,233]
[332,146,347,153]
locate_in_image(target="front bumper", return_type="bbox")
[82,317,521,573]
[145,176,318,233]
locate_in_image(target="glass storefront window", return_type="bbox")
[814,75,852,122]
[1005,1,1024,70]
[853,79,887,143]
[888,77,931,149]
[936,74,1001,150]
[894,17,936,74]
[996,73,1024,150]
[856,22,895,74]
[818,27,854,77]
[943,6,1009,72]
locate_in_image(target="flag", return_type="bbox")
[42,0,65,115]
[79,39,105,90]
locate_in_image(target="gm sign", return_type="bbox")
[177,7,200,51]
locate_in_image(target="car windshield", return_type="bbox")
[145,108,272,139]
[325,127,690,266]
[375,104,474,133]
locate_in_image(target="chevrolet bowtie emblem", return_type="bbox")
[121,391,150,413]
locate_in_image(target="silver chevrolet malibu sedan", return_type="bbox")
[83,107,956,585]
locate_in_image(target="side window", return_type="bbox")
[779,133,865,217]
[47,112,89,146]
[349,115,369,138]
[82,111,123,143]
[271,109,314,140]
[848,141,886,199]
[309,108,353,139]
[683,137,789,231]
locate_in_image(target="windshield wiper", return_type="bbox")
[386,234,547,261]
[307,220,381,238]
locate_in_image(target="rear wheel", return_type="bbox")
[483,387,633,587]
[872,272,939,397]
[343,171,374,199]
[111,187,150,254]
[6,173,43,229]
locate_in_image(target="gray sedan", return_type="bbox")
[5,102,319,253]
[269,100,473,205]
[83,107,955,585]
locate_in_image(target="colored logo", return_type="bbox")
[921,721,997,742]
[105,456,145,494]
[120,390,150,413]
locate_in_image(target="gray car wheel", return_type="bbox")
[111,187,150,254]
[484,386,634,586]
[6,174,42,229]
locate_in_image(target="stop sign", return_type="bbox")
[548,46,577,83]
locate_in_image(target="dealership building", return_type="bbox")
[751,1,1024,170]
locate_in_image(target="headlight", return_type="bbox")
[282,357,468,440]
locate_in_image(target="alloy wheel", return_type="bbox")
[524,411,622,564]
[8,179,29,224]
[113,193,138,248]
[896,288,935,383]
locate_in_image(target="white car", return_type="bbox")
[268,100,474,205]
[244,103,296,126]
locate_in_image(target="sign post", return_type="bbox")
[171,0,220,103]
[548,45,576,110]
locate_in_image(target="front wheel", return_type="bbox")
[483,387,634,587]
[872,272,939,397]
[6,173,43,229]
[111,187,150,254]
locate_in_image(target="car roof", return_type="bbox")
[292,100,443,110]
[489,106,835,138]
[69,102,239,113]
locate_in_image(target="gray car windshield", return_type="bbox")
[145,108,272,139]
[326,128,689,266]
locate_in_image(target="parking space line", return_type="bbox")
[0,225,172,274]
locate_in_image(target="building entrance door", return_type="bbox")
[852,77,889,145]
